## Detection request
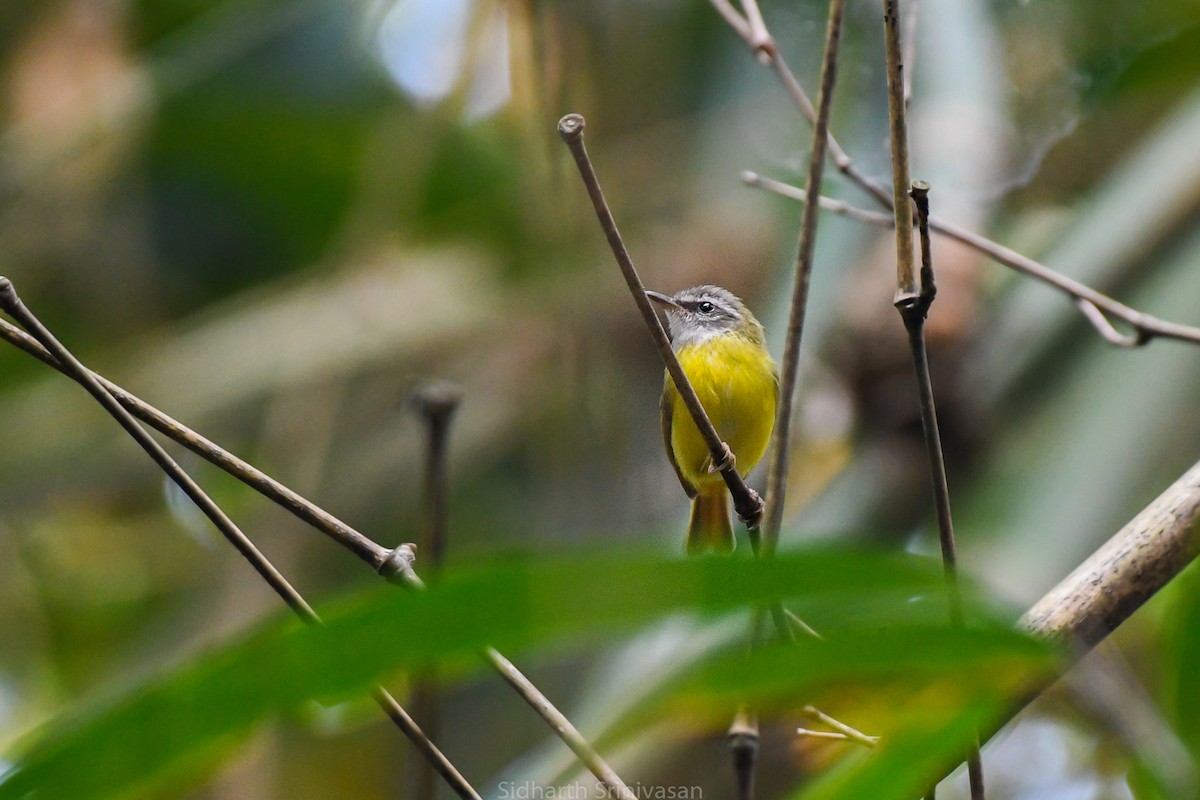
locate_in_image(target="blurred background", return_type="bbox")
[2,0,1200,797]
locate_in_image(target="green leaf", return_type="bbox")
[0,548,1052,800]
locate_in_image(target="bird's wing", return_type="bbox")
[661,375,697,498]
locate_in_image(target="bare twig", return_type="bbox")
[729,708,759,800]
[557,113,764,529]
[738,0,775,60]
[381,551,638,800]
[410,382,462,800]
[1020,459,1200,647]
[741,174,1200,349]
[801,705,879,747]
[0,278,481,800]
[412,381,462,578]
[884,8,982,795]
[899,184,985,797]
[485,647,638,800]
[0,279,317,620]
[761,0,847,556]
[883,0,918,304]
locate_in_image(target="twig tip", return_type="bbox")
[410,380,463,421]
[558,113,585,143]
[740,170,761,186]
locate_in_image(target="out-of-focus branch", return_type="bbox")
[926,458,1200,790]
[1021,460,1200,647]
[410,382,462,800]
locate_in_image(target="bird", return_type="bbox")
[646,285,778,555]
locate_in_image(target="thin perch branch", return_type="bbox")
[557,112,764,529]
[801,705,880,747]
[761,0,847,556]
[0,277,481,800]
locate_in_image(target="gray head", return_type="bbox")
[645,284,763,349]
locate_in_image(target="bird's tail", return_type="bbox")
[686,488,735,556]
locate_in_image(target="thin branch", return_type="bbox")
[410,382,462,800]
[0,279,319,620]
[380,550,639,800]
[484,647,638,800]
[0,277,481,800]
[761,0,847,556]
[728,708,759,800]
[557,113,764,529]
[801,705,880,748]
[885,7,981,794]
[795,728,853,741]
[898,184,984,798]
[883,0,918,303]
[741,172,895,226]
[741,174,1200,348]
[0,302,628,800]
[738,0,775,60]
[370,688,481,800]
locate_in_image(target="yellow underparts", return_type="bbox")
[667,334,777,492]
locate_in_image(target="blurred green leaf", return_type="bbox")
[0,548,1054,800]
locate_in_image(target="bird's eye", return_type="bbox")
[697,301,715,314]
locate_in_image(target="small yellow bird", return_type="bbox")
[647,285,778,555]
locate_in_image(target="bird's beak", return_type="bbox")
[645,290,681,309]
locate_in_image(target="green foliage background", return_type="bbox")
[1,0,1200,798]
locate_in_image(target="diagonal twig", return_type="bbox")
[0,277,481,800]
[385,550,639,800]
[557,112,764,530]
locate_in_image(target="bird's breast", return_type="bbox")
[669,335,777,486]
